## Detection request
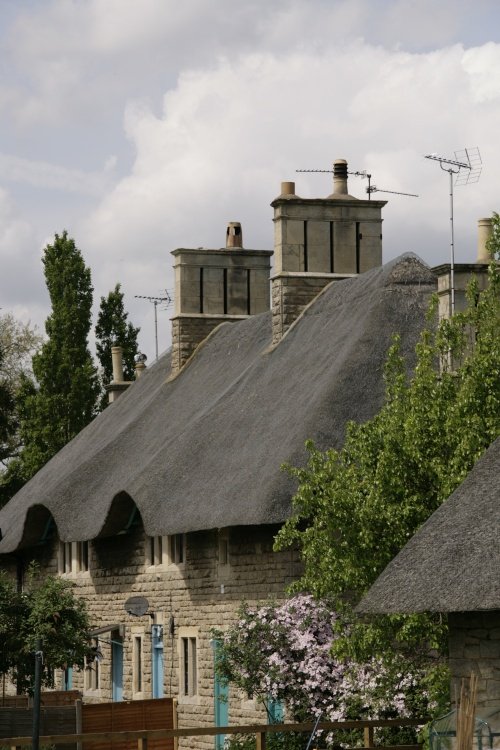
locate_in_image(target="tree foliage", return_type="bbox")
[95,283,140,410]
[0,567,91,693]
[14,231,99,479]
[0,316,43,505]
[275,213,500,666]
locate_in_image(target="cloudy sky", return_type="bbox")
[1,0,500,360]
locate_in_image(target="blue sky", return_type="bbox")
[1,0,500,358]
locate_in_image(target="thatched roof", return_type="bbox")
[0,254,436,553]
[358,437,500,615]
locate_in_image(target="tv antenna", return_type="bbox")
[296,166,417,200]
[134,292,172,361]
[367,185,419,198]
[296,166,374,198]
[425,147,482,313]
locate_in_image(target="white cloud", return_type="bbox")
[0,153,114,196]
[2,1,500,359]
[69,39,500,357]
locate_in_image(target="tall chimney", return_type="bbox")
[226,222,243,249]
[106,345,132,403]
[111,346,124,382]
[271,158,386,344]
[477,217,493,263]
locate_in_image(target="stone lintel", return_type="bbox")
[270,271,356,281]
[170,313,250,322]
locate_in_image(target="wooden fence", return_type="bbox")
[0,716,427,750]
[0,697,177,750]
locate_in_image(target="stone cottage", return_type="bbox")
[0,160,485,742]
[358,436,500,712]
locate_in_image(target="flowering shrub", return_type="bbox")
[214,594,446,735]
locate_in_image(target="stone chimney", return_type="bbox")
[477,217,493,263]
[270,159,386,344]
[434,217,493,323]
[105,346,132,403]
[170,223,272,375]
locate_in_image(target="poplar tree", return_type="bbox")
[95,283,140,410]
[17,231,99,478]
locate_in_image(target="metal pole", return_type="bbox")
[154,301,159,361]
[449,169,455,314]
[32,639,42,750]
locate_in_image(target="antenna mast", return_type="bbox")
[425,147,482,314]
[296,166,374,197]
[134,292,172,361]
[296,165,417,200]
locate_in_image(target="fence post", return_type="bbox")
[256,730,266,750]
[75,698,83,750]
[364,726,374,748]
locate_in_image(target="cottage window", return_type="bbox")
[146,535,168,567]
[59,542,73,574]
[133,635,144,695]
[169,534,185,565]
[180,636,197,696]
[218,531,229,566]
[58,541,90,574]
[77,541,89,572]
[85,638,100,692]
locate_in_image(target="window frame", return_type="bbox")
[178,627,198,702]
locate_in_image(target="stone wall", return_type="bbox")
[449,611,500,710]
[18,523,302,749]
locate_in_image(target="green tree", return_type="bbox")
[95,283,140,410]
[0,346,15,468]
[15,231,99,479]
[0,316,43,506]
[275,213,500,677]
[0,567,91,693]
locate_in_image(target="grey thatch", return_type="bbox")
[358,436,500,615]
[0,254,436,553]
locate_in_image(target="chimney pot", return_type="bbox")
[280,181,296,196]
[111,346,124,383]
[333,159,348,195]
[226,222,243,249]
[477,217,493,263]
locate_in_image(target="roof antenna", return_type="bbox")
[134,292,172,361]
[296,164,417,200]
[296,164,374,197]
[425,147,482,314]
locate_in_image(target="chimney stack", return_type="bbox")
[477,217,493,263]
[270,158,386,344]
[170,223,272,375]
[106,346,132,403]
